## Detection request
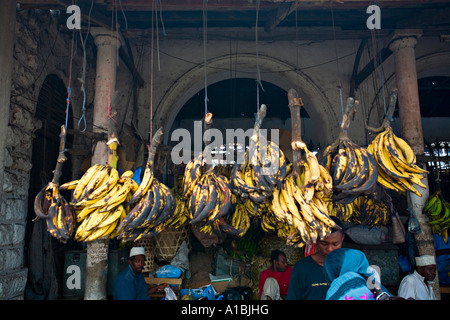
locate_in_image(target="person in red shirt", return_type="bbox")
[259,250,293,300]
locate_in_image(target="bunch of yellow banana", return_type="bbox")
[116,176,178,242]
[367,127,428,197]
[230,105,287,204]
[271,170,340,248]
[64,165,138,242]
[424,191,450,243]
[230,137,287,204]
[321,137,379,204]
[157,176,190,229]
[187,166,233,228]
[33,124,76,243]
[230,202,251,236]
[350,195,391,227]
[181,157,203,199]
[34,182,76,243]
[260,207,293,239]
[325,196,354,223]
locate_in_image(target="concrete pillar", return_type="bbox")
[84,28,121,301]
[389,30,440,300]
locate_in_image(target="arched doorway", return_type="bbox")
[25,74,74,300]
[168,78,319,164]
[153,53,338,148]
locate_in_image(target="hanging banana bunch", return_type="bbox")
[321,97,379,205]
[269,89,340,249]
[70,165,137,242]
[366,89,428,197]
[34,125,77,243]
[230,104,287,205]
[60,133,137,242]
[423,191,450,243]
[367,127,428,197]
[349,195,392,227]
[165,175,190,229]
[116,127,179,242]
[180,113,235,236]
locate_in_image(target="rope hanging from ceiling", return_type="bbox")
[330,1,345,121]
[203,0,209,117]
[77,0,94,133]
[255,0,264,114]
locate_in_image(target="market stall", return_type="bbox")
[31,85,449,300]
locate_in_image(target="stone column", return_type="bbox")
[389,30,424,154]
[389,30,440,300]
[0,0,16,208]
[84,28,121,300]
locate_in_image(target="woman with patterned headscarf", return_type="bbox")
[323,248,393,300]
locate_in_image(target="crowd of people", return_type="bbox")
[113,216,438,300]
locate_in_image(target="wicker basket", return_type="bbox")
[152,224,190,262]
[258,235,304,266]
[133,238,155,273]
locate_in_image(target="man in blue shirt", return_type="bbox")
[287,216,345,300]
[113,247,167,300]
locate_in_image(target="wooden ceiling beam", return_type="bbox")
[19,0,450,10]
[264,1,299,32]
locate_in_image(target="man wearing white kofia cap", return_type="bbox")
[113,247,168,300]
[397,255,437,300]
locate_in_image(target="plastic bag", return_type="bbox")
[180,284,216,300]
[407,208,421,233]
[398,255,411,273]
[156,264,182,278]
[171,241,190,278]
[391,211,406,244]
[345,225,388,245]
[164,287,178,300]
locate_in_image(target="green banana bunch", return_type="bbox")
[367,127,428,197]
[424,191,450,243]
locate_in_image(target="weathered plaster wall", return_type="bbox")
[0,9,95,299]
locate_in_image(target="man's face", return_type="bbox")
[418,265,437,282]
[317,231,344,256]
[129,255,146,274]
[273,254,288,272]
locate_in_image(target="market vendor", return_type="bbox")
[287,216,345,300]
[259,250,293,300]
[397,254,437,300]
[113,247,168,300]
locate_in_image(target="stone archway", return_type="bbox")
[152,53,339,147]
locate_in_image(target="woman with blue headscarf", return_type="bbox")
[323,248,392,300]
